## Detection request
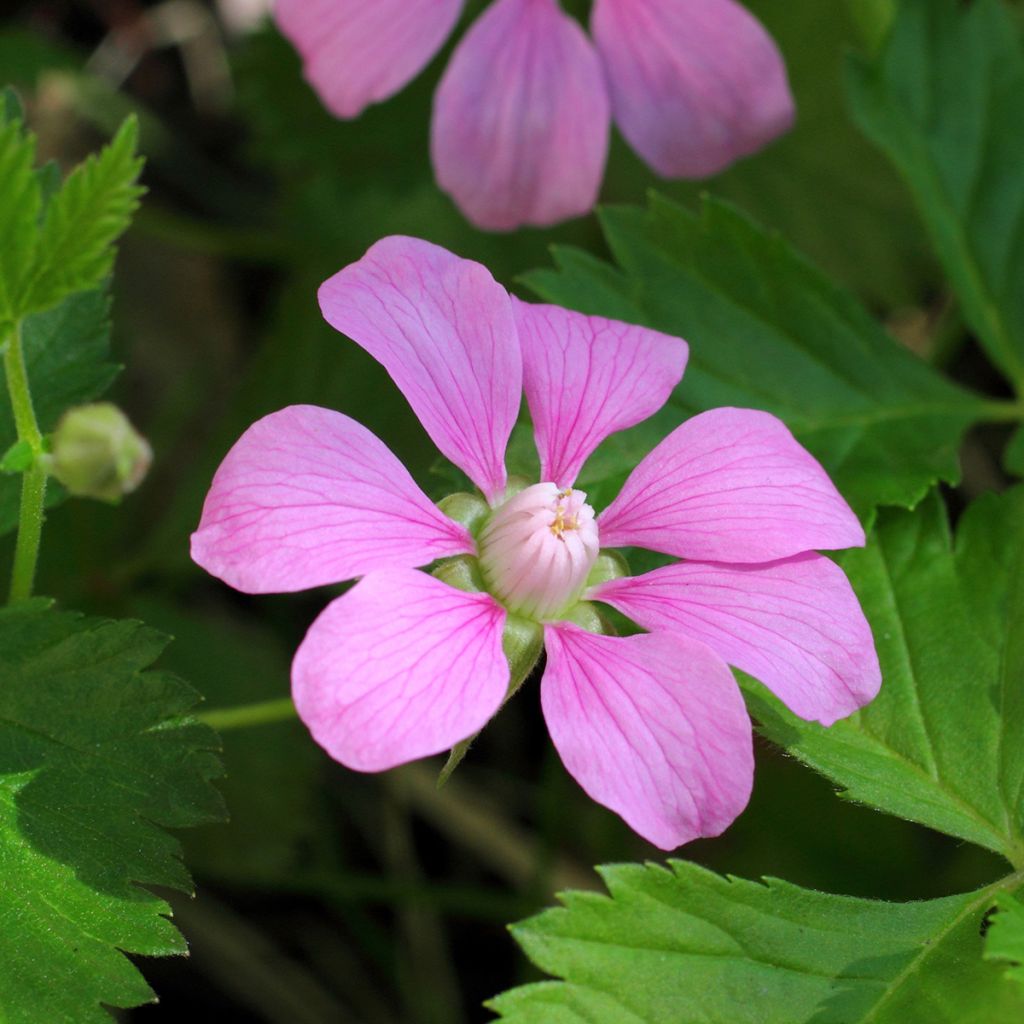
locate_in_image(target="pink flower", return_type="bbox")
[273,0,795,231]
[191,236,879,849]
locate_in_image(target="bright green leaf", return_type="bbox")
[19,116,144,317]
[0,85,24,123]
[0,439,34,473]
[845,0,1024,392]
[747,487,1024,865]
[0,108,40,321]
[0,603,224,1023]
[490,861,1024,1024]
[0,289,120,534]
[985,893,1024,984]
[523,195,989,519]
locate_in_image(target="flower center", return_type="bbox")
[478,482,599,621]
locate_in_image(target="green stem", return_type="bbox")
[3,319,47,604]
[198,697,297,731]
[979,398,1024,423]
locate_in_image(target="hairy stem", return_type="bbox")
[3,319,47,604]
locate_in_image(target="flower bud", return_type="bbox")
[48,403,151,503]
[478,482,599,621]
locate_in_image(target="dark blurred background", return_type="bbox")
[0,2,1015,1021]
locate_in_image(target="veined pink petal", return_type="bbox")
[431,0,610,230]
[598,408,864,562]
[318,237,521,502]
[514,299,688,487]
[292,569,508,771]
[541,624,753,849]
[591,0,795,178]
[593,554,880,726]
[275,0,464,119]
[190,405,472,594]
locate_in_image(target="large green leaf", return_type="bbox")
[0,289,119,535]
[490,861,1024,1024]
[845,0,1024,391]
[0,603,224,1022]
[18,116,144,318]
[0,100,40,321]
[522,195,990,520]
[747,486,1024,866]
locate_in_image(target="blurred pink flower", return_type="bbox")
[191,236,877,849]
[273,0,795,230]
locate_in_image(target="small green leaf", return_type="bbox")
[0,108,40,320]
[524,195,989,520]
[747,486,1024,865]
[490,861,1024,1023]
[0,85,24,124]
[985,893,1024,984]
[0,289,120,534]
[845,0,1024,392]
[19,116,144,317]
[0,439,33,473]
[0,604,224,1022]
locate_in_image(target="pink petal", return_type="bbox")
[430,0,610,230]
[541,624,753,849]
[514,299,688,488]
[593,554,880,726]
[598,408,864,562]
[191,405,472,594]
[318,237,521,502]
[591,0,795,178]
[292,569,508,771]
[275,0,463,119]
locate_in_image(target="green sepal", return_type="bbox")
[586,550,630,589]
[0,439,35,473]
[432,555,485,594]
[437,491,490,534]
[559,601,606,635]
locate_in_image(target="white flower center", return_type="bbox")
[478,482,599,621]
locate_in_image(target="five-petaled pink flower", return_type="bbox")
[273,0,795,231]
[191,236,879,849]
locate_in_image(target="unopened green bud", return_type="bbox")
[48,403,151,503]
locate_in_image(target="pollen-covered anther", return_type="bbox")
[478,482,600,621]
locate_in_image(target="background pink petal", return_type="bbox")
[598,408,865,562]
[541,624,753,849]
[190,405,472,594]
[591,0,795,178]
[593,554,880,726]
[275,0,464,119]
[431,0,610,230]
[292,569,508,771]
[318,236,521,501]
[514,299,688,488]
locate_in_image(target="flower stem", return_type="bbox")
[198,697,297,731]
[3,319,47,604]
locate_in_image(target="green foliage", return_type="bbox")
[985,893,1024,984]
[0,100,41,321]
[19,117,144,317]
[846,0,1024,392]
[0,290,119,534]
[490,861,1024,1023]
[0,603,224,1022]
[747,487,1024,866]
[523,195,988,518]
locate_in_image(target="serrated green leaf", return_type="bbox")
[0,112,40,320]
[0,604,224,1023]
[0,289,119,534]
[746,486,1024,865]
[845,0,1024,391]
[985,893,1024,983]
[18,116,144,317]
[523,195,989,519]
[490,861,1024,1024]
